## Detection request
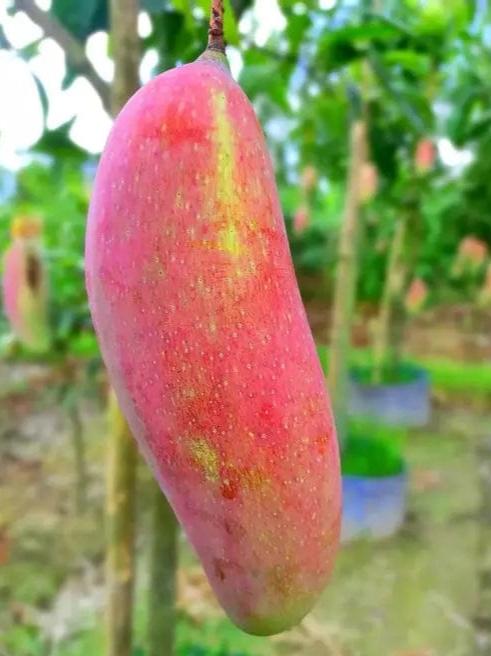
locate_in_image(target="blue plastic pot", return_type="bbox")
[348,365,430,427]
[341,471,408,543]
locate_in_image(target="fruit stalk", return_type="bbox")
[104,2,140,656]
[208,0,225,53]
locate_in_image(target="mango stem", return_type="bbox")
[208,0,225,53]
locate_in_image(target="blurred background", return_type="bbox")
[1,1,491,655]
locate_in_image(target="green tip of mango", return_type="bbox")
[197,48,230,72]
[231,597,315,637]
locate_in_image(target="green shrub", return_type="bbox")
[341,421,406,478]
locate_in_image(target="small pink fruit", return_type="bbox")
[359,162,378,203]
[301,165,317,193]
[459,236,488,265]
[404,278,428,315]
[453,236,488,276]
[2,216,50,353]
[415,138,435,174]
[293,205,310,234]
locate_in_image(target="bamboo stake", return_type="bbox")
[105,2,140,655]
[371,213,409,384]
[105,391,138,656]
[68,398,88,513]
[148,484,178,656]
[328,119,367,440]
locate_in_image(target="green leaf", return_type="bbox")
[31,73,49,126]
[194,0,239,45]
[239,61,289,111]
[447,87,479,145]
[369,51,429,133]
[285,11,311,53]
[0,23,9,48]
[51,0,108,40]
[169,0,194,29]
[223,0,239,46]
[31,120,87,164]
[462,112,491,143]
[61,66,78,91]
[382,49,431,76]
[68,331,100,358]
[322,20,406,49]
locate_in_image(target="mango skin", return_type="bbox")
[86,57,341,636]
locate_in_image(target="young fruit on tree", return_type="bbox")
[2,215,50,353]
[414,138,435,174]
[293,205,310,234]
[301,165,317,193]
[452,236,488,277]
[359,161,378,204]
[85,0,341,637]
[404,278,428,315]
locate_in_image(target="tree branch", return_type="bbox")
[110,0,140,115]
[12,0,111,114]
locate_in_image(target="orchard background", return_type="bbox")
[1,1,491,655]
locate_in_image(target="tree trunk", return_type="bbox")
[105,391,138,656]
[371,213,409,384]
[105,3,140,656]
[110,0,140,116]
[328,119,367,441]
[148,484,178,656]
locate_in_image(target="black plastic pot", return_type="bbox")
[348,365,430,427]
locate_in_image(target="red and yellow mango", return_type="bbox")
[86,47,340,635]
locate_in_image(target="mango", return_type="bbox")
[414,138,435,174]
[359,161,378,203]
[2,216,50,353]
[85,13,340,635]
[300,165,317,193]
[293,205,310,234]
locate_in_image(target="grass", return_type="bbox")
[423,358,491,395]
[316,344,491,396]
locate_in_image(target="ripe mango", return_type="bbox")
[86,46,341,635]
[2,216,50,353]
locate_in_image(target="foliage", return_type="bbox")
[0,125,97,356]
[1,1,491,345]
[341,420,406,477]
[0,615,263,656]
